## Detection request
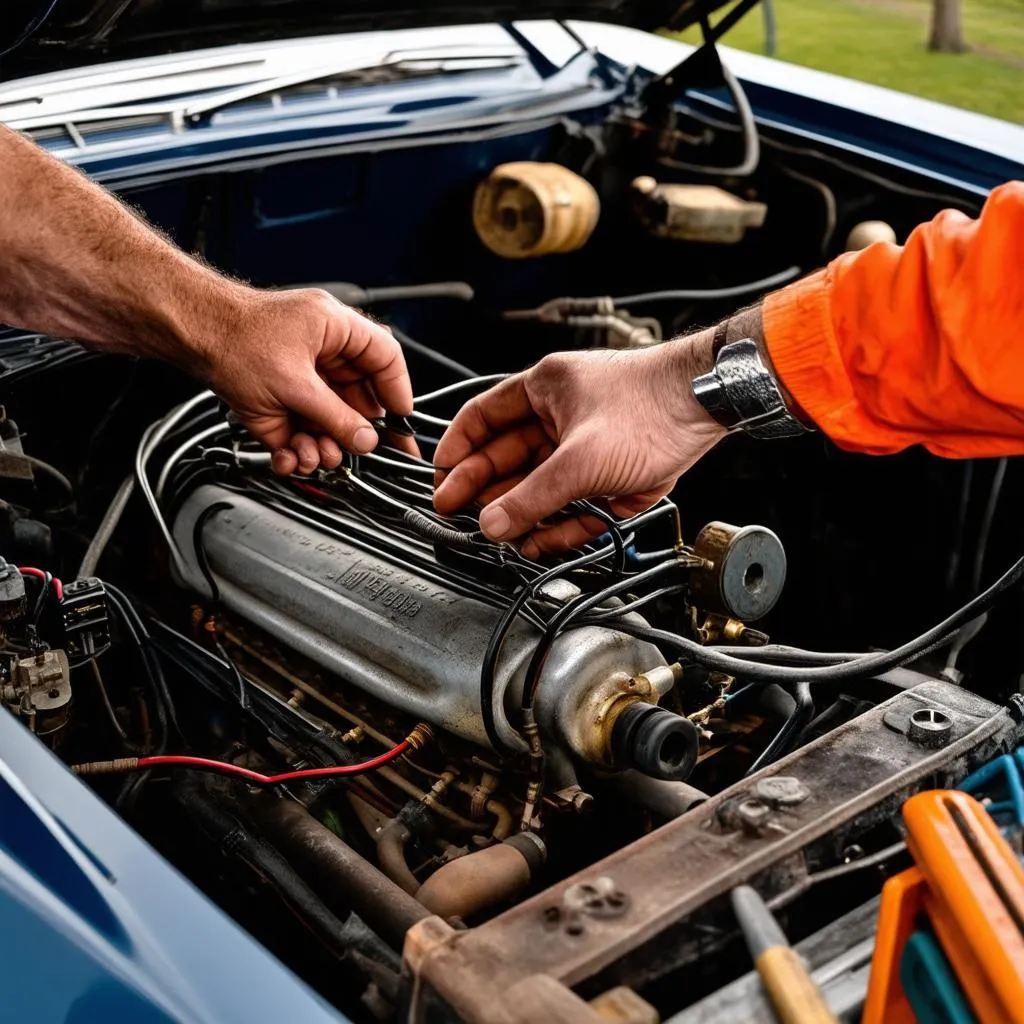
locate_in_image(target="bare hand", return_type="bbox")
[202,288,414,476]
[433,334,726,557]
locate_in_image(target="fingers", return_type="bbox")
[271,448,299,476]
[289,373,379,456]
[328,307,414,417]
[433,375,534,470]
[433,422,552,515]
[520,515,608,559]
[475,448,581,543]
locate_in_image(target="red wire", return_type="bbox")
[135,740,410,784]
[292,481,332,500]
[18,566,63,602]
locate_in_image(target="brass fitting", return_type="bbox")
[406,722,434,751]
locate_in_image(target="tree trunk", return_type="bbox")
[929,0,967,53]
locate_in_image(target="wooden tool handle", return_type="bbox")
[756,947,839,1024]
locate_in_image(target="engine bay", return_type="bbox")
[1,59,1022,1022]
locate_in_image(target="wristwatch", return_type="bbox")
[691,337,810,439]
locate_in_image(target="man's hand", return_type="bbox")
[200,288,413,476]
[433,333,727,557]
[0,126,413,475]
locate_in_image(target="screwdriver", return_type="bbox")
[731,885,839,1024]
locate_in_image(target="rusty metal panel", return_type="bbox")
[411,682,1018,1023]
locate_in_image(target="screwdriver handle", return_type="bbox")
[756,946,840,1024]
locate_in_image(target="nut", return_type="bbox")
[907,707,953,748]
[754,776,810,807]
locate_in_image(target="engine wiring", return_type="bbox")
[72,740,412,784]
[112,321,1024,808]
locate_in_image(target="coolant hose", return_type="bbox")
[415,833,546,922]
[377,817,420,895]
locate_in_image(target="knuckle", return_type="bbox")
[535,351,577,382]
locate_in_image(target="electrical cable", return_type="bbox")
[580,584,687,623]
[744,681,814,776]
[658,60,760,177]
[390,326,477,380]
[78,475,135,578]
[612,266,801,307]
[73,741,411,784]
[89,658,130,745]
[605,548,1024,683]
[136,391,219,573]
[155,422,229,503]
[413,375,510,404]
[971,457,1007,594]
[479,542,627,756]
[521,559,683,712]
[18,566,63,603]
[946,456,1008,673]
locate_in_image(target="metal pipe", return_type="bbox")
[452,780,514,841]
[377,818,420,895]
[600,769,708,819]
[254,798,430,950]
[415,834,546,921]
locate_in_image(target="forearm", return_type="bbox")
[761,181,1024,458]
[0,126,245,373]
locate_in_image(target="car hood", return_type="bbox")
[1,0,737,80]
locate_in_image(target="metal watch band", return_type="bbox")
[691,338,809,440]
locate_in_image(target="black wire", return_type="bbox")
[192,501,234,604]
[602,550,1024,684]
[971,458,1007,594]
[479,544,623,755]
[28,571,52,624]
[390,325,477,380]
[104,583,182,746]
[612,266,800,307]
[520,560,682,712]
[572,500,626,573]
[579,584,687,623]
[744,681,814,776]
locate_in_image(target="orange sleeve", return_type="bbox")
[762,180,1024,458]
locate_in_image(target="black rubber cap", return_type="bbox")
[611,703,699,782]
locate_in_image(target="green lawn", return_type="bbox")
[673,0,1024,125]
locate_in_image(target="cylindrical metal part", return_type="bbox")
[172,485,667,763]
[691,521,786,621]
[473,162,600,258]
[599,769,708,818]
[416,833,546,921]
[255,798,430,950]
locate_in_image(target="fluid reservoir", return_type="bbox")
[472,162,599,258]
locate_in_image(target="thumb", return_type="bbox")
[291,374,379,455]
[478,449,581,542]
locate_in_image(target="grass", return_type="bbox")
[673,0,1024,125]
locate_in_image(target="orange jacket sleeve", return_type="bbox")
[762,180,1024,458]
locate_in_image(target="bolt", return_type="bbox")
[754,776,810,807]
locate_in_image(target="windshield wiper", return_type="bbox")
[182,49,524,122]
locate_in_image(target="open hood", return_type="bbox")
[1,1,745,80]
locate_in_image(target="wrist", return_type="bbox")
[660,328,729,444]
